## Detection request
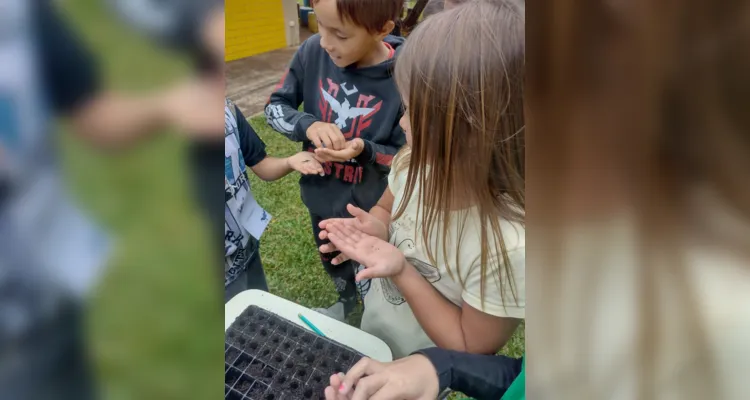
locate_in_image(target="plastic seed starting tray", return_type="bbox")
[225,305,365,400]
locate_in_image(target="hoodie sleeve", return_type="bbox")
[354,122,407,172]
[264,41,317,142]
[413,348,524,400]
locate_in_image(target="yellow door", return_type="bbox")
[226,0,287,61]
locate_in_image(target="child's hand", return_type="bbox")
[162,77,224,137]
[306,122,347,150]
[324,356,440,400]
[287,152,325,175]
[315,139,364,163]
[326,222,406,281]
[319,204,389,265]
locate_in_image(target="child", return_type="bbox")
[320,0,526,358]
[265,0,407,320]
[225,99,323,302]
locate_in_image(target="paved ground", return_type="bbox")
[226,29,314,117]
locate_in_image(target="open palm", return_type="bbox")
[326,222,406,281]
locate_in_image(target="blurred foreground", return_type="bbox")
[1,0,222,398]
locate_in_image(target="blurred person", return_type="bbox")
[323,350,525,400]
[0,0,222,398]
[224,98,324,302]
[526,0,750,399]
[265,0,407,321]
[107,0,227,265]
[422,0,471,19]
[319,0,525,358]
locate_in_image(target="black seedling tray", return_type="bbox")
[225,305,365,399]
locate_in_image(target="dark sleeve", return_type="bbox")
[354,120,407,173]
[264,40,318,142]
[236,106,267,168]
[414,348,523,400]
[36,1,100,115]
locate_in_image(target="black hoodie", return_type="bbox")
[265,34,407,218]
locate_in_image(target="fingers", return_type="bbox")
[309,133,324,149]
[333,223,364,242]
[346,203,367,219]
[318,130,333,149]
[328,229,357,249]
[325,386,349,400]
[350,375,389,400]
[331,125,346,150]
[327,232,352,255]
[340,358,384,396]
[332,254,351,266]
[315,124,345,150]
[327,125,346,150]
[319,243,337,253]
[314,148,333,162]
[314,147,355,163]
[306,162,324,175]
[355,268,376,282]
[330,372,344,388]
[290,154,325,176]
[326,373,350,400]
[314,148,344,163]
[320,217,355,231]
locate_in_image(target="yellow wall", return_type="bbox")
[226,0,287,61]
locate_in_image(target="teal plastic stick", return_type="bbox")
[298,313,327,337]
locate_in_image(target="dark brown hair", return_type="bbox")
[311,0,403,33]
[393,0,525,306]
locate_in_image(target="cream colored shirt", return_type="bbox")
[360,166,526,358]
[529,203,750,400]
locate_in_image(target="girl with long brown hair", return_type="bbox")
[319,0,525,359]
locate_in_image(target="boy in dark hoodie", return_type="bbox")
[265,0,406,321]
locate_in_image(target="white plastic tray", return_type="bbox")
[226,290,393,362]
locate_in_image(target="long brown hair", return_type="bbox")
[528,0,750,398]
[393,0,525,307]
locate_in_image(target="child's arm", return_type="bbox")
[264,41,318,142]
[251,152,323,182]
[392,263,521,354]
[370,186,395,230]
[235,106,323,181]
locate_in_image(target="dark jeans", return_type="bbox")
[0,299,96,400]
[310,214,357,306]
[225,249,268,303]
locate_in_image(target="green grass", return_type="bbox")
[247,114,525,361]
